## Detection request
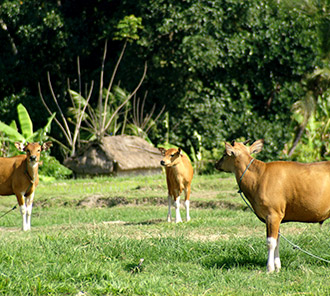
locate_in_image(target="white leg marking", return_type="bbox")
[267,237,277,273]
[167,195,172,222]
[20,204,28,231]
[26,204,32,231]
[25,192,35,231]
[184,200,190,222]
[274,236,281,272]
[174,196,182,223]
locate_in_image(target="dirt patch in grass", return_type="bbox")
[77,195,130,207]
[34,194,243,210]
[67,195,244,210]
[193,200,243,210]
[0,227,20,232]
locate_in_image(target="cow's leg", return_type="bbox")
[184,200,190,222]
[174,196,182,223]
[274,235,281,272]
[184,186,191,222]
[25,192,35,231]
[267,237,277,273]
[16,193,28,231]
[266,215,281,272]
[167,195,172,222]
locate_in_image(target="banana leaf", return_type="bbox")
[30,112,56,142]
[10,120,18,131]
[44,112,56,134]
[0,121,25,142]
[17,104,33,139]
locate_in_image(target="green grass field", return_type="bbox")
[0,173,330,295]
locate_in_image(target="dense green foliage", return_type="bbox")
[0,0,329,164]
[135,0,323,160]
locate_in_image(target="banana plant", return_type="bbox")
[0,103,55,153]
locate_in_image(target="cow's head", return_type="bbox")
[158,147,183,167]
[215,139,264,172]
[15,141,53,166]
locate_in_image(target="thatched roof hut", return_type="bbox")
[64,135,163,177]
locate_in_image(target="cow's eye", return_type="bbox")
[171,154,175,157]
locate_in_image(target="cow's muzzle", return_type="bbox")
[215,158,224,171]
[30,155,37,162]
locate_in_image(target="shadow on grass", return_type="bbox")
[124,218,164,226]
[124,259,145,274]
[200,254,266,270]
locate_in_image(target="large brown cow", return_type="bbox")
[159,147,194,223]
[215,139,330,272]
[0,142,52,231]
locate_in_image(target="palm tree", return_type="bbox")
[284,0,330,156]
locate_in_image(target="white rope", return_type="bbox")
[0,205,17,219]
[239,189,330,263]
[279,232,330,264]
[237,161,330,264]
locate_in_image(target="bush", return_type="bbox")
[39,155,72,179]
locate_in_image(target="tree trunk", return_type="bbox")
[288,125,305,157]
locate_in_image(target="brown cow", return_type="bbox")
[159,147,194,223]
[0,142,52,231]
[215,139,330,272]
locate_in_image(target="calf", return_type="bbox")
[215,139,330,272]
[0,142,52,231]
[159,147,193,223]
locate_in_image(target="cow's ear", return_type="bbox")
[225,142,235,156]
[158,147,166,156]
[42,141,52,151]
[250,139,264,154]
[15,142,25,152]
[177,148,182,156]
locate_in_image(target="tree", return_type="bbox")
[134,0,319,160]
[282,0,330,158]
[0,0,325,164]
